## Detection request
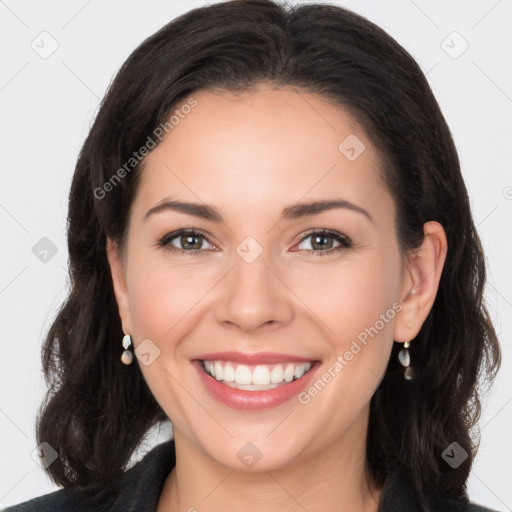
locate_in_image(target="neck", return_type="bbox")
[158,417,381,512]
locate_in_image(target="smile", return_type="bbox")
[192,356,320,410]
[202,360,313,391]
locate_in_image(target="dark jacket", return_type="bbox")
[2,440,500,512]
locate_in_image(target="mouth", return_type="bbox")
[191,354,321,410]
[200,359,314,391]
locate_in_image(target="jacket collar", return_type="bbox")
[99,440,474,512]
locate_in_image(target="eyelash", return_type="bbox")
[156,228,352,256]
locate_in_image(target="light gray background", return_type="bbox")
[0,0,511,509]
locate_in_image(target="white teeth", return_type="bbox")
[234,365,252,385]
[223,363,235,382]
[294,364,307,379]
[203,360,312,387]
[252,365,270,385]
[270,365,284,383]
[284,363,295,382]
[214,361,224,381]
[223,381,280,391]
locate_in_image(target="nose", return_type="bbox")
[213,248,294,333]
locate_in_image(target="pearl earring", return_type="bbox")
[398,341,413,380]
[121,334,134,365]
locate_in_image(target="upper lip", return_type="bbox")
[192,351,317,365]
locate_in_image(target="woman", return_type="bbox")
[3,0,501,511]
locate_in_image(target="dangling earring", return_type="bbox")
[121,334,134,365]
[398,341,413,380]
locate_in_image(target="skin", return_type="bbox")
[107,85,447,512]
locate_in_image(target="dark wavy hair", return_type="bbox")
[36,0,500,509]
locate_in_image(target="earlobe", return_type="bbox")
[106,237,132,334]
[393,221,448,343]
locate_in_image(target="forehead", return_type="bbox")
[136,87,391,217]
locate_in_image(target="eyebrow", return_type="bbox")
[144,197,373,224]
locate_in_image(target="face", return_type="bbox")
[108,86,422,473]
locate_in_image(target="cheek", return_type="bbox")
[124,258,218,421]
[127,263,205,340]
[125,250,224,359]
[291,252,401,405]
[294,254,400,343]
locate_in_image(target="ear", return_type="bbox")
[106,237,133,335]
[393,221,448,343]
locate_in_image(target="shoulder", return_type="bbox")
[2,440,176,512]
[377,469,502,512]
[1,486,113,512]
[467,505,501,512]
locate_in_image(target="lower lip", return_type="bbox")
[192,360,320,411]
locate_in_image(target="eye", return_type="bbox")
[294,229,352,255]
[157,228,352,256]
[157,229,216,254]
